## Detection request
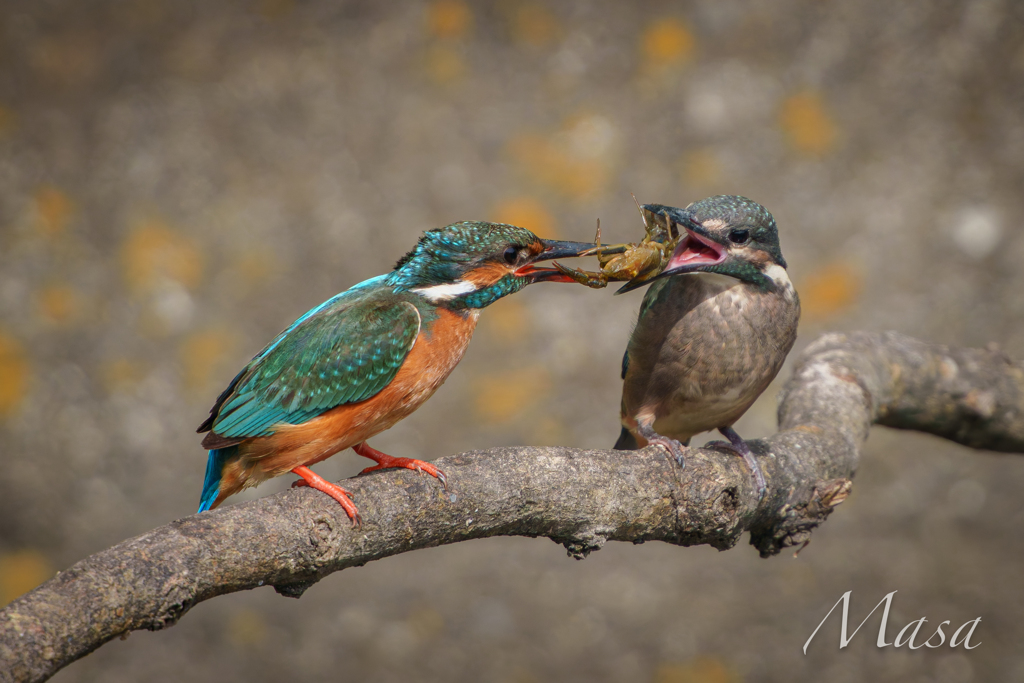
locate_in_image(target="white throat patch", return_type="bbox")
[764,264,795,297]
[412,280,478,302]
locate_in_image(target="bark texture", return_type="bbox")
[2,331,1023,683]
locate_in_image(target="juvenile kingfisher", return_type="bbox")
[197,222,591,523]
[614,196,800,498]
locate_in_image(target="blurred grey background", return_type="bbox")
[1,1,1023,681]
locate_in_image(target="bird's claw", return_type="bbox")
[290,465,361,525]
[353,442,448,491]
[650,436,687,468]
[661,438,687,468]
[407,463,449,491]
[634,424,686,467]
[290,478,353,497]
[707,434,767,500]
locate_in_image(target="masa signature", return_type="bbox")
[803,591,981,654]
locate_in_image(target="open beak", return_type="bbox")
[514,239,595,283]
[651,216,726,281]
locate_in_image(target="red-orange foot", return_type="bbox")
[353,441,448,489]
[290,465,362,527]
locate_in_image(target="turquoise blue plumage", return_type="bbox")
[196,282,432,513]
[200,281,424,442]
[195,221,593,519]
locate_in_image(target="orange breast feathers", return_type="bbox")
[246,307,481,478]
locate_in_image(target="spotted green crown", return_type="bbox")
[387,222,540,305]
[687,195,786,268]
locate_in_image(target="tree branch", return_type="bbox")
[2,331,1023,683]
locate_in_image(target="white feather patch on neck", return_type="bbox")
[764,264,795,296]
[412,280,478,301]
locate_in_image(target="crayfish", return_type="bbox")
[555,196,682,294]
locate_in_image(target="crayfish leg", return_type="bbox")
[554,262,609,289]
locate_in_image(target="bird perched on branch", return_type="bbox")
[614,196,800,498]
[197,222,592,523]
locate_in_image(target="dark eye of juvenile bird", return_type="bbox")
[728,229,750,244]
[503,246,520,264]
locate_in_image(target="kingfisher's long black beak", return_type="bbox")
[537,239,597,261]
[514,239,595,283]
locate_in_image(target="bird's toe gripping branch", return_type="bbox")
[706,426,768,500]
[635,423,687,468]
[290,465,363,526]
[353,441,448,490]
[289,443,447,528]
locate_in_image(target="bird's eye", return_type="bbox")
[503,246,520,264]
[728,229,750,244]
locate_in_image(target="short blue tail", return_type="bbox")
[198,447,237,513]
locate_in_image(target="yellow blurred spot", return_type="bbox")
[799,262,861,320]
[428,0,472,39]
[0,105,16,137]
[37,284,80,325]
[180,329,236,393]
[0,332,29,416]
[492,196,558,237]
[509,4,560,46]
[474,367,550,424]
[642,18,695,67]
[780,561,816,597]
[508,114,615,200]
[655,657,739,683]
[230,248,281,292]
[33,186,75,238]
[529,416,567,446]
[780,90,838,156]
[121,219,204,294]
[480,298,531,344]
[227,609,267,647]
[258,0,295,20]
[407,606,444,641]
[101,359,147,394]
[425,44,467,85]
[32,34,101,86]
[502,668,539,683]
[508,134,607,199]
[680,148,722,189]
[165,29,217,79]
[0,550,52,606]
[122,0,167,29]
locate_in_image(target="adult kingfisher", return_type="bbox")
[197,221,592,523]
[614,196,800,498]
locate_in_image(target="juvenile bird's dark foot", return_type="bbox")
[707,426,767,499]
[291,465,362,527]
[636,423,687,468]
[353,441,448,490]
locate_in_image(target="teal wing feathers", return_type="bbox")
[637,277,669,320]
[199,287,421,442]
